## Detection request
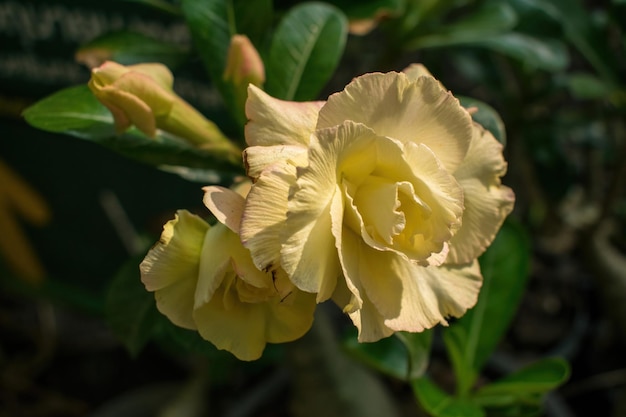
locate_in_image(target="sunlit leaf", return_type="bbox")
[265,2,348,101]
[343,329,432,381]
[458,96,506,146]
[22,85,243,177]
[443,220,531,396]
[412,377,485,417]
[75,31,188,69]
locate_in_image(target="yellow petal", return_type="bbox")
[335,228,394,341]
[112,72,174,117]
[193,290,268,360]
[402,63,435,81]
[317,72,473,172]
[127,62,175,90]
[245,84,324,147]
[194,222,237,308]
[380,260,482,332]
[265,288,316,343]
[154,278,198,330]
[281,124,378,300]
[97,86,155,136]
[140,210,209,329]
[240,162,296,272]
[202,185,246,233]
[337,226,482,340]
[447,124,515,264]
[243,145,308,179]
[400,141,464,262]
[338,132,463,263]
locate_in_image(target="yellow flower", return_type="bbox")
[236,65,515,342]
[88,61,240,159]
[140,184,316,360]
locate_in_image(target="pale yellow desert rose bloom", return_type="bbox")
[140,186,316,360]
[237,65,514,342]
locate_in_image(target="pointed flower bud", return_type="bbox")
[88,61,240,158]
[223,35,265,88]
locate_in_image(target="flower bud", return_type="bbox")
[223,35,265,88]
[88,61,240,158]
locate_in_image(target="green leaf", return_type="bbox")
[458,96,506,146]
[511,0,619,82]
[344,329,432,381]
[472,33,569,71]
[412,377,485,417]
[181,0,273,127]
[22,85,243,178]
[405,3,518,49]
[443,220,531,396]
[265,2,348,101]
[75,31,188,69]
[105,255,161,356]
[475,357,570,400]
[564,72,613,100]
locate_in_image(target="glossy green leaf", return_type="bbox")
[105,255,160,356]
[75,31,188,68]
[405,3,518,49]
[412,377,485,417]
[475,357,570,399]
[22,86,243,177]
[265,2,348,101]
[443,220,531,396]
[473,32,569,71]
[458,96,506,146]
[344,329,432,381]
[181,0,272,126]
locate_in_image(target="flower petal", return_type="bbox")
[402,63,435,81]
[265,286,316,343]
[140,210,208,329]
[195,223,238,308]
[384,259,482,332]
[241,162,297,272]
[112,72,174,117]
[128,62,175,90]
[193,291,269,360]
[317,72,473,171]
[243,144,308,179]
[281,123,380,300]
[203,185,246,233]
[97,86,155,136]
[245,84,324,147]
[336,227,394,341]
[447,124,515,264]
[337,225,482,340]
